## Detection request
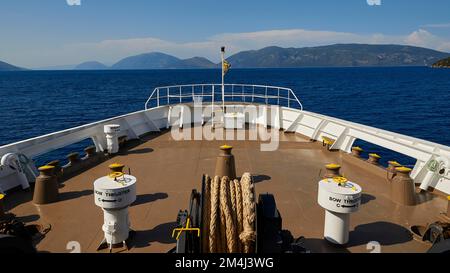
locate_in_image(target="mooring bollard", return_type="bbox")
[324,164,341,179]
[351,146,363,158]
[47,160,62,181]
[109,163,125,173]
[118,136,128,149]
[387,161,402,181]
[215,145,236,180]
[391,167,416,206]
[84,146,97,159]
[447,196,450,218]
[368,153,381,165]
[0,193,5,218]
[62,152,81,178]
[67,152,80,166]
[82,145,100,166]
[33,165,59,205]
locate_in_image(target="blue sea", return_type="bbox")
[0,67,449,167]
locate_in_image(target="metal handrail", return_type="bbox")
[144,84,303,111]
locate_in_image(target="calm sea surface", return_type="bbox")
[0,67,449,166]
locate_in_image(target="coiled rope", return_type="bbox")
[204,173,256,253]
[208,176,220,253]
[239,173,256,253]
[201,175,211,253]
[234,178,243,252]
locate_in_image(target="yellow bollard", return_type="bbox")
[368,153,381,165]
[351,146,363,158]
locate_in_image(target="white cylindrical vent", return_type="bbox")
[318,177,362,245]
[94,174,136,246]
[104,124,121,154]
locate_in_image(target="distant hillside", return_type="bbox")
[432,57,450,68]
[111,52,216,69]
[176,57,216,68]
[227,44,450,68]
[75,61,107,70]
[0,60,24,71]
[111,53,178,69]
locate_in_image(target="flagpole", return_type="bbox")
[221,46,225,114]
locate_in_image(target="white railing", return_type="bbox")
[145,84,303,111]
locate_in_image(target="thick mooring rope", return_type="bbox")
[220,176,237,253]
[240,173,256,253]
[209,176,220,253]
[218,177,228,253]
[205,173,256,253]
[234,178,243,252]
[202,175,211,253]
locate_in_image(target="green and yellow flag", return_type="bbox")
[222,60,231,75]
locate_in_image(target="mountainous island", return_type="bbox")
[226,44,450,68]
[110,52,216,69]
[74,61,108,70]
[432,57,450,68]
[0,60,24,71]
[1,44,450,71]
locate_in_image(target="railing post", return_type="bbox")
[179,86,182,104]
[242,85,244,102]
[232,84,234,101]
[277,88,280,106]
[192,86,194,103]
[157,88,160,107]
[212,85,215,128]
[288,91,290,108]
[252,86,255,102]
[265,87,268,105]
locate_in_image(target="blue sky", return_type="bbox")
[1,0,450,68]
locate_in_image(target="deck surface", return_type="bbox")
[4,127,448,253]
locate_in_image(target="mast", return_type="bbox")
[221,46,225,113]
